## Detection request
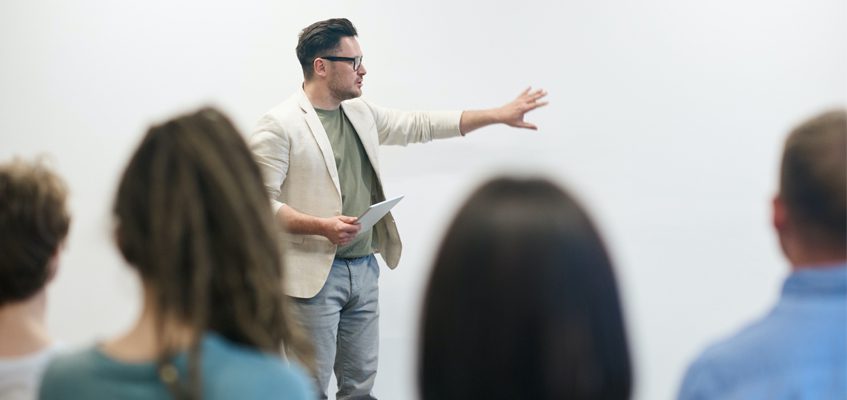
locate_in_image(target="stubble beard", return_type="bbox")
[329,77,361,102]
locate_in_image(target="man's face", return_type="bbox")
[326,36,367,101]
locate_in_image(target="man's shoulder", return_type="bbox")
[262,92,306,121]
[341,97,379,119]
[253,92,309,136]
[341,97,370,110]
[694,309,790,369]
[704,290,846,364]
[678,328,767,400]
[680,304,832,399]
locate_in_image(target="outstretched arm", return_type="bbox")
[459,87,548,135]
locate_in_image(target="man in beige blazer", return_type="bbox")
[250,18,547,399]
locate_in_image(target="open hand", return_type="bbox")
[498,87,548,130]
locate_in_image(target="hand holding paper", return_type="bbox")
[356,196,404,237]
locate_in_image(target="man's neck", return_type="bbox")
[787,244,847,271]
[790,256,847,271]
[0,291,51,357]
[303,80,341,110]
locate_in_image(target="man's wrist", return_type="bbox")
[490,107,506,124]
[315,216,331,237]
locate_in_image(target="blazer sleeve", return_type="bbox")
[249,118,290,215]
[363,101,463,146]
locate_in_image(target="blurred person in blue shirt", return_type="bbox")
[678,109,847,400]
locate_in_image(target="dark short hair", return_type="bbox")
[419,177,632,400]
[0,158,70,306]
[296,18,358,80]
[780,109,846,249]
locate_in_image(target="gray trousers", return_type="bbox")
[291,255,380,400]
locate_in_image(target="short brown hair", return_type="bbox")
[780,109,846,248]
[296,18,358,80]
[0,158,70,306]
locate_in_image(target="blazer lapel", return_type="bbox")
[298,92,342,197]
[341,102,381,179]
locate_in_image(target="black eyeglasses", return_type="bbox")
[319,55,363,71]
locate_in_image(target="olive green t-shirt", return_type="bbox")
[315,107,377,258]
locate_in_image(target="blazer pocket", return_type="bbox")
[282,232,306,245]
[285,233,335,251]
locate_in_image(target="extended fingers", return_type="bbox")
[504,88,547,129]
[517,121,538,130]
[527,88,547,102]
[528,101,549,110]
[518,89,547,108]
[519,87,545,98]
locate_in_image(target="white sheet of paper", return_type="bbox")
[356,195,404,237]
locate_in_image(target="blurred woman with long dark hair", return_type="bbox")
[419,177,632,400]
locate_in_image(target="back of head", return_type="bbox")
[779,109,847,256]
[296,18,357,80]
[113,107,304,359]
[419,177,632,400]
[0,158,69,307]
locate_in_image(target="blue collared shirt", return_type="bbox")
[678,263,847,400]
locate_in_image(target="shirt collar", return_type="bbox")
[782,262,847,297]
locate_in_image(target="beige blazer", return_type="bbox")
[250,89,462,298]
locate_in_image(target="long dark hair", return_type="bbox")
[113,107,312,398]
[419,177,632,399]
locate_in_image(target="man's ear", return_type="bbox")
[772,194,796,261]
[313,58,327,78]
[772,194,787,233]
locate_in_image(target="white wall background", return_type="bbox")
[1,1,845,399]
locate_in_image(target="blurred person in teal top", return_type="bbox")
[39,108,315,399]
[39,333,312,399]
[678,109,847,400]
